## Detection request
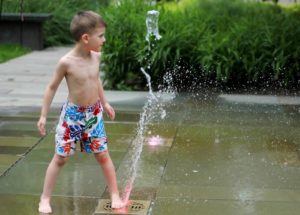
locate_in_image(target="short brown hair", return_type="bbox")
[70,11,107,41]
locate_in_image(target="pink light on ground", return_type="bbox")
[112,205,130,214]
[148,135,164,146]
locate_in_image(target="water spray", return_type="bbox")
[121,10,162,205]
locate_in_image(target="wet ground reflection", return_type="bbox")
[0,93,300,215]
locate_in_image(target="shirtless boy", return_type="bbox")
[37,11,125,213]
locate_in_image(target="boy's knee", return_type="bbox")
[53,154,68,167]
[95,151,109,164]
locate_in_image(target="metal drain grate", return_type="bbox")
[103,201,145,211]
[94,199,151,215]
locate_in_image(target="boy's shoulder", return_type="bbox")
[57,51,76,68]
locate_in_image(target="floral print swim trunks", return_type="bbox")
[55,100,107,157]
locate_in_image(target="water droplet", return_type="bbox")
[214,138,220,144]
[160,109,166,119]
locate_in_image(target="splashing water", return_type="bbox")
[120,10,164,205]
[141,67,155,97]
[121,67,164,204]
[145,10,162,42]
[121,74,160,204]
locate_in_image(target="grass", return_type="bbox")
[0,44,30,63]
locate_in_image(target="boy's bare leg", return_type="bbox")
[39,154,68,213]
[94,151,125,209]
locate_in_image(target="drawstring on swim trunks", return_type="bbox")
[66,100,101,112]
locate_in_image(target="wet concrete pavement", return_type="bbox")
[0,47,300,215]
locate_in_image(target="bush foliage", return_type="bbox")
[101,0,300,91]
[2,0,300,91]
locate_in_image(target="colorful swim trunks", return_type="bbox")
[55,100,108,157]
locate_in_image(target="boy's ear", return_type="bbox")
[81,33,89,44]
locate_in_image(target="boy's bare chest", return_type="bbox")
[67,60,99,81]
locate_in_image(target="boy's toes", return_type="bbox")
[111,200,126,209]
[38,201,52,213]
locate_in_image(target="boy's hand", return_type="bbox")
[37,116,47,136]
[103,103,115,120]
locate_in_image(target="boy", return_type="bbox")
[37,11,125,213]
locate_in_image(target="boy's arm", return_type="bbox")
[95,52,115,120]
[37,59,67,135]
[98,78,115,120]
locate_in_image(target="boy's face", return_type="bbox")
[85,27,106,52]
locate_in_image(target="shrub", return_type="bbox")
[2,0,299,91]
[102,0,300,91]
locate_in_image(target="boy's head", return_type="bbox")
[70,11,107,42]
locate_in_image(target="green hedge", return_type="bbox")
[101,0,300,91]
[2,0,299,91]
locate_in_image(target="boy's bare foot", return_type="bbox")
[111,194,126,209]
[38,198,52,214]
